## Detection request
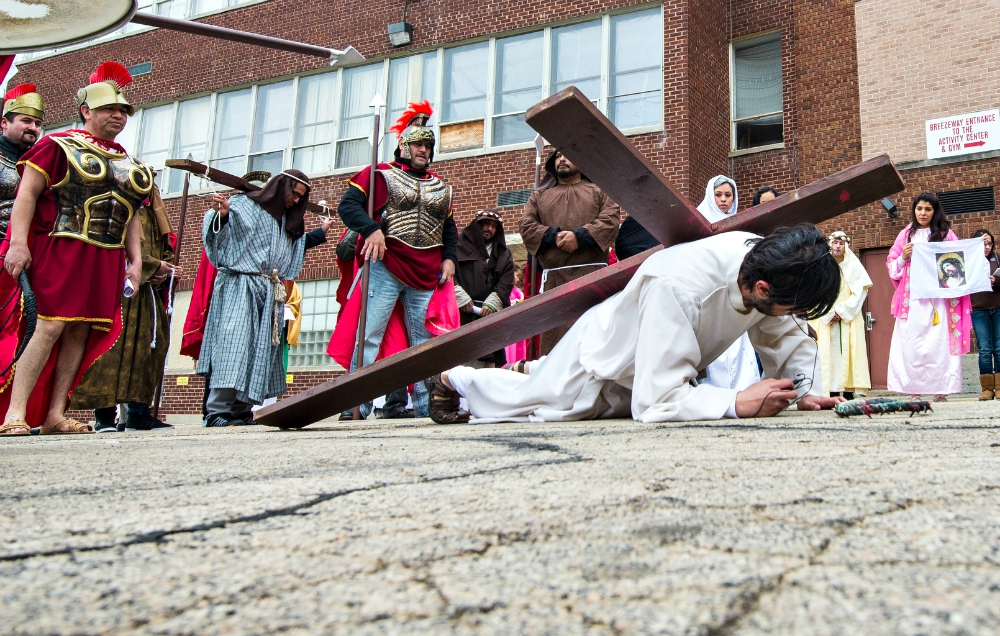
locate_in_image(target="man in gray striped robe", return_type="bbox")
[197,170,310,427]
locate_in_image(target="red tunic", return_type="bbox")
[180,250,218,360]
[348,163,448,291]
[17,130,128,323]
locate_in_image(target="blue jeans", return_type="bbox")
[971,309,1000,374]
[350,259,433,417]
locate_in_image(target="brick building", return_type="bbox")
[7,0,997,410]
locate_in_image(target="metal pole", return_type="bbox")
[352,95,384,420]
[152,169,190,421]
[129,13,364,64]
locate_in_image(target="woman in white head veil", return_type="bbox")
[697,175,761,392]
[696,175,739,223]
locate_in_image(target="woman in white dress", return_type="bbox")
[886,193,971,401]
[696,176,761,391]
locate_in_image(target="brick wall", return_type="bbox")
[856,0,1000,163]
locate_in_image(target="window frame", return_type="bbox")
[729,29,784,153]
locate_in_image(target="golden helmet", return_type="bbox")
[75,62,135,116]
[3,84,44,120]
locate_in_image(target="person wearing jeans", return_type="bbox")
[970,229,1000,400]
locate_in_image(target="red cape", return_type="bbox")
[180,250,217,360]
[0,240,124,428]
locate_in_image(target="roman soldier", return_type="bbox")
[0,62,150,436]
[331,100,459,419]
[1,83,44,237]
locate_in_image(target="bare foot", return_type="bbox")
[0,420,30,435]
[932,394,948,402]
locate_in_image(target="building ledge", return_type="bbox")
[728,142,785,158]
[893,149,1000,171]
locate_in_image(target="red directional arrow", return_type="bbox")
[965,141,986,148]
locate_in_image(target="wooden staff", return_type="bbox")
[352,94,384,420]
[528,134,545,360]
[152,167,191,421]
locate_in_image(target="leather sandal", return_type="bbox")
[41,418,94,434]
[428,374,470,424]
[0,419,31,436]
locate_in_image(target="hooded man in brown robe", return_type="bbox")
[71,184,178,431]
[519,149,622,355]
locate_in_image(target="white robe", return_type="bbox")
[449,232,822,422]
[696,176,761,391]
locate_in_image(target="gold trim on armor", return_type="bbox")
[38,315,114,323]
[48,190,135,248]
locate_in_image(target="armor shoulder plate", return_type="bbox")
[0,154,19,238]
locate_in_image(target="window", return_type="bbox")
[551,20,602,100]
[336,65,383,169]
[732,33,783,150]
[288,279,342,368]
[250,80,294,176]
[113,6,663,179]
[608,8,662,129]
[211,89,252,176]
[168,97,212,192]
[155,0,187,18]
[293,74,339,173]
[137,103,175,190]
[492,32,543,146]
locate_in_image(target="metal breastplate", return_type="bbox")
[50,132,154,248]
[379,167,452,249]
[0,155,18,238]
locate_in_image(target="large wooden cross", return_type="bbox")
[247,88,903,429]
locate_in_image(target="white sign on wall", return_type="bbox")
[926,109,1000,159]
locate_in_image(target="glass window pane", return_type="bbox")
[212,89,251,171]
[384,52,438,161]
[249,151,283,177]
[492,113,534,146]
[610,8,662,128]
[339,64,383,141]
[421,52,438,104]
[495,32,543,115]
[192,0,229,14]
[155,0,186,19]
[252,80,293,154]
[294,73,337,147]
[169,97,211,191]
[552,20,602,98]
[335,139,370,169]
[443,42,488,123]
[116,114,140,155]
[137,103,173,193]
[733,37,782,120]
[609,92,661,130]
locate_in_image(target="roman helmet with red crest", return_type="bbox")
[390,100,435,162]
[75,62,135,117]
[3,84,44,121]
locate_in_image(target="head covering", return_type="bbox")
[695,175,738,223]
[246,169,311,239]
[391,100,436,162]
[76,62,135,117]
[458,209,507,261]
[828,231,872,295]
[3,84,44,120]
[537,148,591,191]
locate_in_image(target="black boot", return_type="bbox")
[94,407,118,433]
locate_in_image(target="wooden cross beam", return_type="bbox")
[164,159,332,215]
[255,88,904,429]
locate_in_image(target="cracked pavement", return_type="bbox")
[2,401,1000,634]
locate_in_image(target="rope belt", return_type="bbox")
[219,267,287,346]
[539,262,607,293]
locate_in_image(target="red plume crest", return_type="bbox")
[89,62,133,90]
[390,100,433,137]
[4,84,37,101]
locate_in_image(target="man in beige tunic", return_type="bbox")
[520,149,621,355]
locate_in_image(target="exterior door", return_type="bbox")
[861,248,893,389]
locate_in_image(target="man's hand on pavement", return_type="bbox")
[735,378,798,418]
[4,242,31,277]
[362,230,387,262]
[439,259,455,285]
[796,394,845,411]
[555,230,579,253]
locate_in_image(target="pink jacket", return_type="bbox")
[887,227,971,355]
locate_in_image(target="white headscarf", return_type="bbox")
[696,175,739,223]
[829,231,872,294]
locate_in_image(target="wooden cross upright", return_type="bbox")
[244,88,904,429]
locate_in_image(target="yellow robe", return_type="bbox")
[810,250,872,393]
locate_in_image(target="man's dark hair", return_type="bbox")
[939,257,965,279]
[740,224,840,320]
[907,192,950,243]
[752,186,779,206]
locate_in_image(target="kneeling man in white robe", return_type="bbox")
[430,225,845,423]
